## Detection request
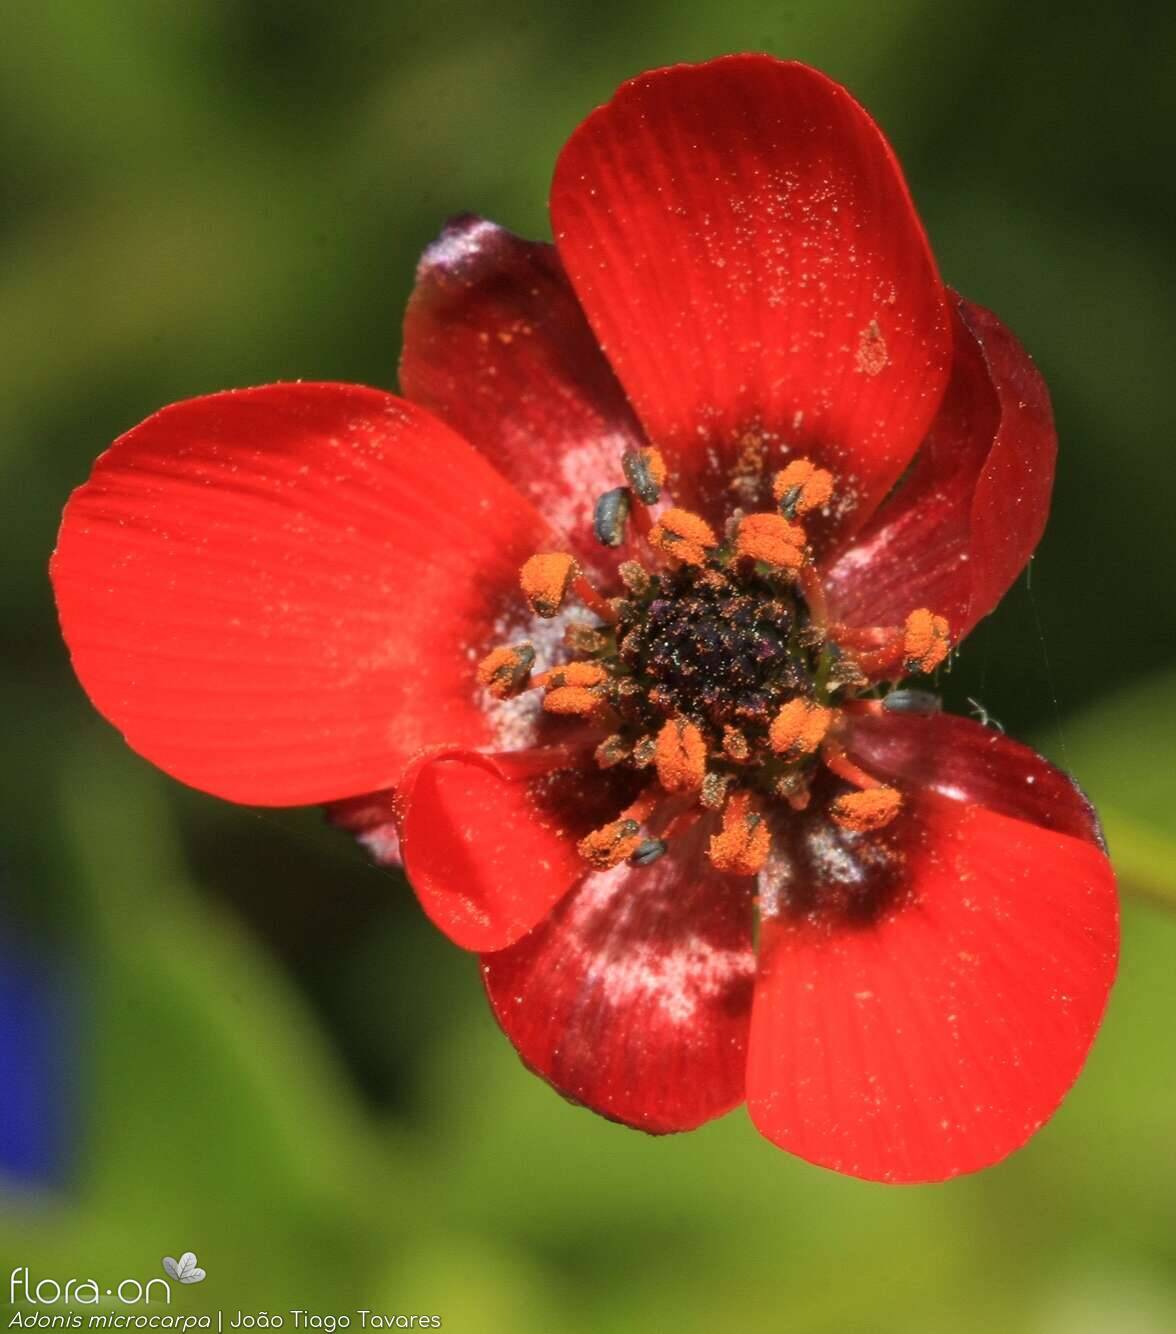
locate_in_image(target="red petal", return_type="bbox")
[400,216,645,564]
[551,55,951,542]
[482,835,755,1132]
[822,296,1056,641]
[748,791,1118,1182]
[51,383,551,807]
[846,710,1104,847]
[397,745,642,952]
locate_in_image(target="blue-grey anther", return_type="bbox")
[882,688,941,715]
[629,838,667,867]
[593,487,631,547]
[622,449,663,505]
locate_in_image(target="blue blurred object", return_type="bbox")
[0,923,72,1186]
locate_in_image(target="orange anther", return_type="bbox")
[769,697,833,757]
[708,790,771,875]
[830,786,903,832]
[903,609,951,674]
[734,513,806,571]
[772,459,835,516]
[475,643,535,699]
[648,508,718,566]
[578,819,642,869]
[654,717,707,793]
[542,660,607,689]
[543,686,604,717]
[520,552,578,617]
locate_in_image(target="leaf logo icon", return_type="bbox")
[163,1253,207,1284]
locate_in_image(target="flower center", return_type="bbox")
[477,448,951,877]
[623,566,801,729]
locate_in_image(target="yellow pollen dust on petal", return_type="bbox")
[735,512,806,571]
[520,552,579,618]
[708,790,771,875]
[475,643,535,699]
[772,459,835,515]
[648,508,718,567]
[830,786,903,832]
[578,818,642,870]
[654,717,707,793]
[903,608,951,674]
[768,697,833,758]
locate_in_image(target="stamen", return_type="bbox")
[830,786,903,832]
[700,770,732,810]
[629,838,667,867]
[537,661,608,688]
[622,447,668,505]
[594,734,630,769]
[821,744,883,793]
[578,789,660,869]
[903,609,951,674]
[722,725,751,762]
[734,513,806,572]
[768,698,833,757]
[772,459,835,517]
[571,573,620,625]
[631,734,657,768]
[821,742,903,831]
[475,642,535,699]
[564,622,608,655]
[578,819,643,869]
[881,688,941,716]
[799,563,829,626]
[520,553,578,618]
[831,609,951,679]
[708,791,770,875]
[543,687,603,716]
[617,560,651,596]
[826,656,869,690]
[593,487,631,548]
[654,717,707,793]
[540,660,610,718]
[648,508,718,567]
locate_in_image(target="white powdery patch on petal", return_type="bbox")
[543,431,631,538]
[471,603,584,752]
[357,824,402,868]
[424,216,501,269]
[803,822,868,886]
[570,861,754,1027]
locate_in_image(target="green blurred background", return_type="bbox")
[4,1,1176,1330]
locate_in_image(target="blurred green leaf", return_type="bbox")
[1052,669,1176,907]
[8,737,420,1304]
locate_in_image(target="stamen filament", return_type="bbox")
[572,574,619,624]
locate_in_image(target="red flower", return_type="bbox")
[51,56,1117,1183]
